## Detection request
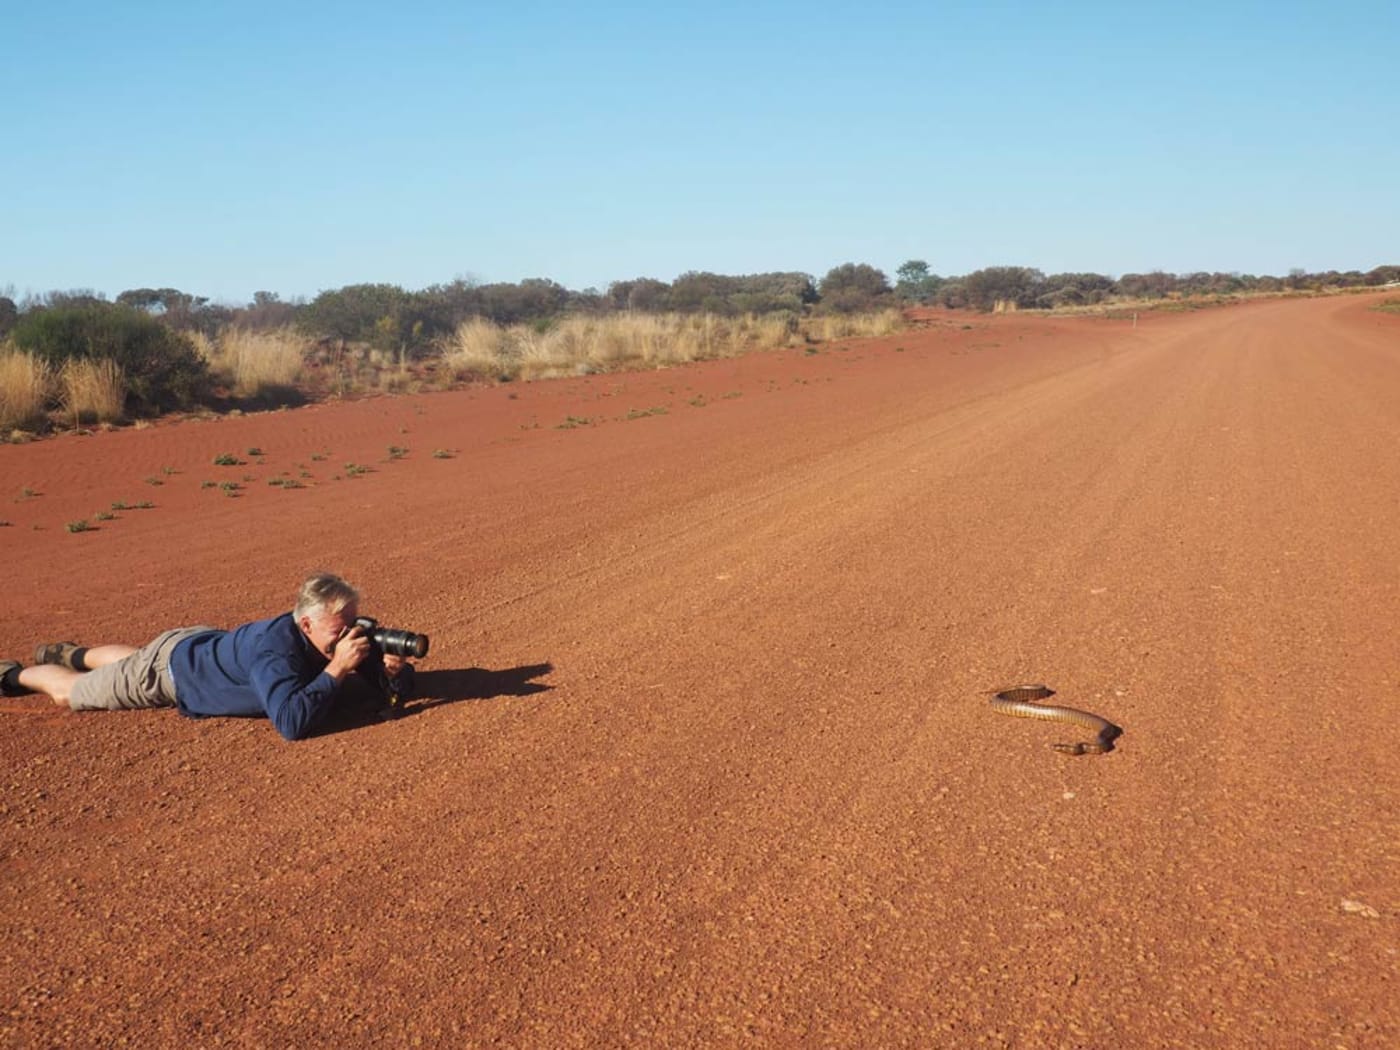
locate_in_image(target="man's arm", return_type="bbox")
[253,625,371,741]
[353,649,415,706]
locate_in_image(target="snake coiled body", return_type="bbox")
[991,684,1122,755]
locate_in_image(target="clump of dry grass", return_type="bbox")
[195,327,307,397]
[372,347,416,393]
[446,318,514,379]
[59,357,125,424]
[0,347,52,429]
[801,309,904,342]
[445,312,812,382]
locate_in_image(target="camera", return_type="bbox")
[354,616,430,659]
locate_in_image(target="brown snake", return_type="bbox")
[991,684,1122,755]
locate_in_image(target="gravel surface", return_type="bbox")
[2,294,1397,1047]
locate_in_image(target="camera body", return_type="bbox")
[354,616,430,659]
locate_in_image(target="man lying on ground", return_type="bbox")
[1,571,414,741]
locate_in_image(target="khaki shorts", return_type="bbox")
[68,626,214,711]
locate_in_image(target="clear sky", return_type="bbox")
[4,1,1397,305]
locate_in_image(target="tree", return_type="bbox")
[116,287,226,334]
[298,283,415,347]
[1115,271,1175,300]
[417,279,482,333]
[818,263,891,313]
[607,278,671,312]
[0,296,17,338]
[895,260,942,303]
[669,272,736,313]
[1035,272,1114,308]
[473,279,569,325]
[961,267,1044,311]
[235,291,299,330]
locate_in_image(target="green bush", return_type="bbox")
[13,303,208,413]
[298,283,429,353]
[818,263,892,313]
[0,297,18,338]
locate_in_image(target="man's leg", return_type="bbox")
[16,628,205,712]
[16,643,138,705]
[16,665,81,707]
[77,645,138,669]
[33,642,136,671]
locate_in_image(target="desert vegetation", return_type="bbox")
[191,328,306,399]
[0,349,50,430]
[445,313,803,381]
[2,260,1396,438]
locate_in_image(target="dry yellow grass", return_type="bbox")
[59,357,125,424]
[196,327,306,396]
[0,347,52,430]
[444,312,819,382]
[801,309,903,342]
[372,347,415,393]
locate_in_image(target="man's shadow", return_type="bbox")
[317,662,554,736]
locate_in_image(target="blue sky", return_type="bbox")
[3,1,1397,304]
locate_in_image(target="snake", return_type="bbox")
[990,684,1122,755]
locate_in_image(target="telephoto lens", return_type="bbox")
[354,617,430,659]
[373,627,430,659]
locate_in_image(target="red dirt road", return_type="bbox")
[3,295,1397,1047]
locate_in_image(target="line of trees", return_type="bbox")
[893,262,1400,311]
[2,258,1395,425]
[4,261,1397,374]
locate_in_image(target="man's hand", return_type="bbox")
[326,624,372,680]
[382,653,407,678]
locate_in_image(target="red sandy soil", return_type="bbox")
[2,294,1397,1047]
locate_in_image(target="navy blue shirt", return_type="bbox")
[168,612,383,741]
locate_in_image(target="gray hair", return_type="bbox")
[294,572,360,622]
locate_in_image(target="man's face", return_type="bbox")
[301,602,359,658]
